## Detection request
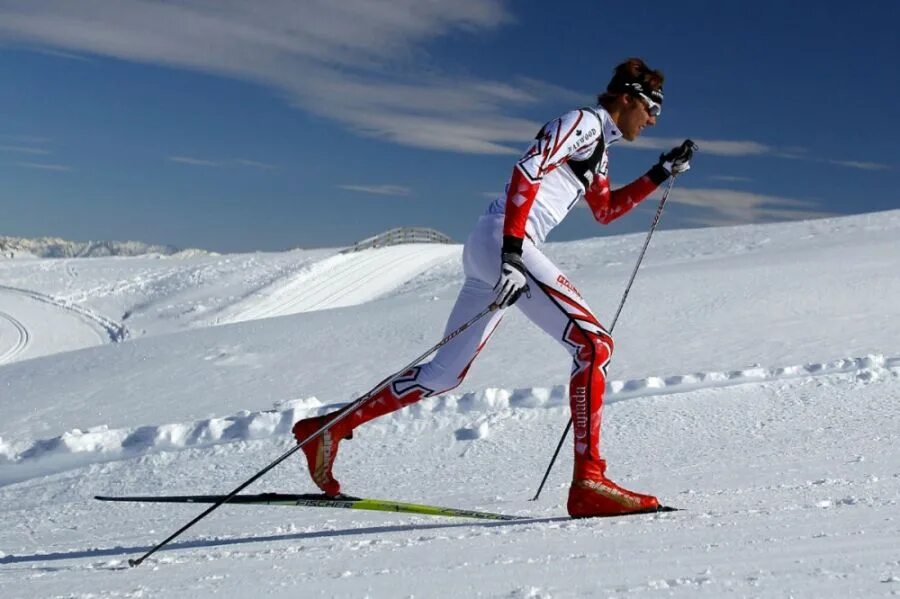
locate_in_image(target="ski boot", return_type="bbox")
[292,413,353,497]
[567,459,659,517]
[293,378,427,497]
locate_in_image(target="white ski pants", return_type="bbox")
[407,214,614,461]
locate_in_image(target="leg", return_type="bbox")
[515,243,659,516]
[342,275,504,428]
[294,221,507,496]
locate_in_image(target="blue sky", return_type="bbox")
[1,0,897,252]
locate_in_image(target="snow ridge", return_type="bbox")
[2,354,896,487]
[0,236,209,259]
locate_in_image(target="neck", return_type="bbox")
[599,98,625,130]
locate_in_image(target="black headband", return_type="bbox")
[611,80,664,104]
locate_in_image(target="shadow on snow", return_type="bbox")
[0,516,569,567]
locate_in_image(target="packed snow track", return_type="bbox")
[0,287,117,363]
[0,309,29,365]
[220,244,459,323]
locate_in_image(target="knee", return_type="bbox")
[571,326,612,355]
[414,361,463,396]
[569,327,613,373]
[587,331,613,369]
[595,331,613,359]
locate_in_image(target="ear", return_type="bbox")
[612,93,633,111]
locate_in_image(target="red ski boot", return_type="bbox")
[292,375,428,497]
[292,414,353,497]
[567,459,659,518]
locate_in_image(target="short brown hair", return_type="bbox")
[597,58,664,104]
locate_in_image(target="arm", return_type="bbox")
[583,164,668,225]
[584,139,697,225]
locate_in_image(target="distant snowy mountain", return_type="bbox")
[0,235,211,259]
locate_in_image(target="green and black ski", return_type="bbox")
[96,493,679,520]
[95,492,528,521]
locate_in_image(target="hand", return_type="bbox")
[494,252,528,308]
[659,139,698,175]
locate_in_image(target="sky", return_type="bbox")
[1,0,898,253]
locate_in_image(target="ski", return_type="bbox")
[96,492,679,520]
[95,492,527,521]
[570,505,680,518]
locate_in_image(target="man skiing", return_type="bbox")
[293,57,695,517]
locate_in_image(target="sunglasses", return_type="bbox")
[636,92,662,118]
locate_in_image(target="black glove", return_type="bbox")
[494,252,527,308]
[659,139,698,175]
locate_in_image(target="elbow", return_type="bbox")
[592,210,614,225]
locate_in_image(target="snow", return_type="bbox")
[0,235,207,259]
[1,212,899,597]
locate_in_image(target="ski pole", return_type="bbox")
[531,173,680,501]
[128,302,499,567]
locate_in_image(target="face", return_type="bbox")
[617,94,658,141]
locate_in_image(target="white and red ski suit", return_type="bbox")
[296,105,669,512]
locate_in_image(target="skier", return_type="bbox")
[293,57,695,517]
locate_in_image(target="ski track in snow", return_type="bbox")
[220,252,367,321]
[297,249,422,312]
[2,353,896,487]
[221,245,458,322]
[0,284,127,343]
[0,309,30,365]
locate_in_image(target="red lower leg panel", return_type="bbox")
[344,368,429,429]
[565,323,612,464]
[292,369,428,496]
[563,323,659,516]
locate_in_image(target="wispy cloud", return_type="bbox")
[234,159,277,170]
[16,161,73,172]
[0,144,50,155]
[513,77,592,106]
[630,137,893,171]
[0,1,534,155]
[289,71,536,154]
[668,187,835,225]
[1,134,51,144]
[826,159,893,171]
[3,4,888,169]
[708,175,752,183]
[630,137,772,157]
[339,184,412,197]
[168,156,278,170]
[33,47,92,61]
[168,155,220,167]
[1,135,52,160]
[770,147,892,170]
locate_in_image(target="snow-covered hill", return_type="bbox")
[0,242,458,363]
[1,211,899,597]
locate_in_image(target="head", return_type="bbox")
[598,58,664,141]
